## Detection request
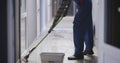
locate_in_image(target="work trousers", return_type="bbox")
[73,0,94,55]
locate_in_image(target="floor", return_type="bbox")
[21,17,98,63]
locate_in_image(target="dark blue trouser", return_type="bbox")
[73,0,93,55]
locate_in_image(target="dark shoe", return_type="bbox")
[68,54,84,60]
[83,50,94,55]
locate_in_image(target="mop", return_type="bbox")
[22,0,71,62]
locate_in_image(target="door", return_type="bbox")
[98,0,120,63]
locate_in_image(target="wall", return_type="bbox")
[26,0,37,47]
[97,0,120,63]
[7,0,16,63]
[40,0,47,32]
[92,0,99,48]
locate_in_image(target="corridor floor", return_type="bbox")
[22,17,98,63]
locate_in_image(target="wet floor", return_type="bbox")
[21,17,98,63]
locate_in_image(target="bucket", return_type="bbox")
[40,52,65,63]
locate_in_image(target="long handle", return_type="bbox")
[23,0,71,62]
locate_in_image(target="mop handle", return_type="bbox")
[23,0,71,62]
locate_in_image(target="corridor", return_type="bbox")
[2,0,120,63]
[21,17,98,63]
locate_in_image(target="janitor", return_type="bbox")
[68,0,94,60]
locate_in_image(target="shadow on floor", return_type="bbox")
[71,55,98,63]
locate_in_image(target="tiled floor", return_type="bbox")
[21,17,98,63]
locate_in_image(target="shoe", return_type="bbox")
[68,54,84,60]
[83,50,94,55]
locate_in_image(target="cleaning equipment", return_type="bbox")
[22,0,71,62]
[40,52,65,63]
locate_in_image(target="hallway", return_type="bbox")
[2,0,120,63]
[21,17,98,63]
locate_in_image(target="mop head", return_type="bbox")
[21,50,30,62]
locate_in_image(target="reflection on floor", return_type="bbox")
[21,17,97,63]
[21,30,98,63]
[66,55,97,63]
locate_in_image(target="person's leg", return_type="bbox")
[68,11,87,60]
[84,25,94,55]
[84,3,94,55]
[73,20,85,56]
[68,4,92,59]
[84,26,94,51]
[84,21,94,50]
[68,0,91,60]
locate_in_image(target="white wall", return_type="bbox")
[92,0,99,48]
[47,0,53,22]
[26,0,37,47]
[40,0,47,33]
[97,0,105,63]
[37,0,40,36]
